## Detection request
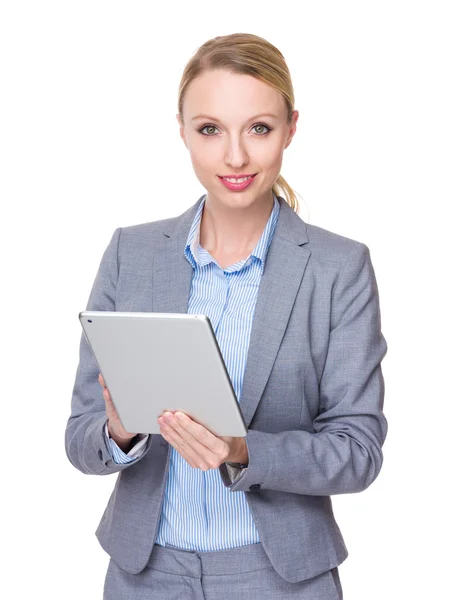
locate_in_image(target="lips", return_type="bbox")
[220,174,257,179]
[219,173,257,191]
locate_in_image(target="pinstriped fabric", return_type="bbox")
[106,192,280,551]
[107,432,130,464]
[103,422,148,463]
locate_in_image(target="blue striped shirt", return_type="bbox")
[105,192,280,550]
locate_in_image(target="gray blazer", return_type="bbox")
[65,195,388,583]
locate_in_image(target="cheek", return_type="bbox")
[190,145,219,173]
[189,154,218,184]
[248,138,285,165]
[256,152,283,174]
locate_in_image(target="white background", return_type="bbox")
[1,1,450,598]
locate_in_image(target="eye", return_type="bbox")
[198,122,272,137]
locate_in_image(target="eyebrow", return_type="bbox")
[191,113,278,123]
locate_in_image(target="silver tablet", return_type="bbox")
[79,311,247,437]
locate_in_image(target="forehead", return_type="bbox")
[183,70,285,119]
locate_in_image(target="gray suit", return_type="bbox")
[65,195,387,584]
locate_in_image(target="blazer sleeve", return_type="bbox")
[64,227,152,475]
[219,242,388,495]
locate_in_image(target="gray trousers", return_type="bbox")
[103,542,344,599]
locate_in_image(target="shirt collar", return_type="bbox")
[184,192,280,272]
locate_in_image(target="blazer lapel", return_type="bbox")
[152,198,203,314]
[152,195,311,428]
[239,201,311,426]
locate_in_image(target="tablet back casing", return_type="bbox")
[79,311,247,437]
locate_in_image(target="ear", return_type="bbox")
[176,113,187,147]
[284,109,299,149]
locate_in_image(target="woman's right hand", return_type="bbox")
[98,372,137,445]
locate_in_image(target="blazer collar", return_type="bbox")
[163,193,309,248]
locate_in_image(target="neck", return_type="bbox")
[199,192,274,254]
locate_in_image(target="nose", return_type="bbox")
[224,136,250,169]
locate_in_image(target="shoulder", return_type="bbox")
[119,215,177,239]
[291,217,373,292]
[302,220,370,269]
[110,215,180,261]
[114,198,201,247]
[279,198,370,267]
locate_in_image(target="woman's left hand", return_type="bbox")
[158,411,248,471]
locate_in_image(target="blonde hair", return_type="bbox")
[177,33,302,214]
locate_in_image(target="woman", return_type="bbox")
[66,33,388,599]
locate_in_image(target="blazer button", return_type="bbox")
[249,484,261,490]
[98,449,103,461]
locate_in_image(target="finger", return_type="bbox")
[98,373,105,387]
[160,416,226,467]
[102,388,117,417]
[101,386,112,403]
[160,426,212,470]
[172,412,223,453]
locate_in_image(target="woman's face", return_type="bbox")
[177,69,298,210]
